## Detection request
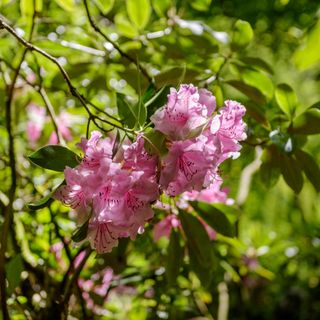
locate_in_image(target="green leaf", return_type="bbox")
[291,107,320,135]
[28,145,80,172]
[275,83,297,119]
[245,101,270,128]
[116,93,137,128]
[295,149,320,191]
[126,0,151,30]
[166,229,183,286]
[95,0,114,14]
[179,210,214,286]
[114,13,138,38]
[137,99,147,128]
[260,147,281,188]
[71,218,90,243]
[28,192,54,210]
[293,19,320,70]
[143,128,168,157]
[279,154,303,194]
[241,68,274,101]
[28,180,65,210]
[145,85,170,120]
[191,0,212,12]
[154,67,199,88]
[240,57,274,74]
[191,201,234,237]
[226,80,266,105]
[6,254,24,294]
[231,20,253,50]
[152,0,171,16]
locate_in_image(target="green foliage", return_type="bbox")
[0,0,319,319]
[28,145,80,171]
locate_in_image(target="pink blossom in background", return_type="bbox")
[153,214,181,241]
[151,84,216,140]
[49,111,74,144]
[27,104,46,146]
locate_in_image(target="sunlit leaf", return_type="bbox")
[126,0,151,30]
[28,145,80,172]
[145,85,170,120]
[115,13,138,38]
[231,19,253,50]
[275,83,297,118]
[294,19,320,70]
[95,0,114,14]
[191,0,212,12]
[55,0,74,11]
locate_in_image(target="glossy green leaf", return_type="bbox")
[6,254,24,294]
[116,93,137,128]
[240,57,274,74]
[28,145,80,172]
[191,201,234,237]
[166,229,184,286]
[226,80,266,105]
[231,19,253,50]
[20,0,33,16]
[55,0,74,11]
[295,149,320,191]
[114,13,139,38]
[126,0,151,29]
[179,210,214,286]
[95,0,114,14]
[260,147,281,188]
[28,192,54,210]
[280,154,303,194]
[275,83,297,118]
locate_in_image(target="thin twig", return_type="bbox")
[82,0,153,83]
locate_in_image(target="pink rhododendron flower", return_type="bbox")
[206,100,247,164]
[27,104,46,145]
[160,136,216,196]
[151,84,216,140]
[49,111,74,144]
[153,214,181,241]
[55,131,158,253]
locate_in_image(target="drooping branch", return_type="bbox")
[0,16,135,134]
[82,0,153,84]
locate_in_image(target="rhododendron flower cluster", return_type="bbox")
[54,84,246,253]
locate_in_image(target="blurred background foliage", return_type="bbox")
[0,0,320,319]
